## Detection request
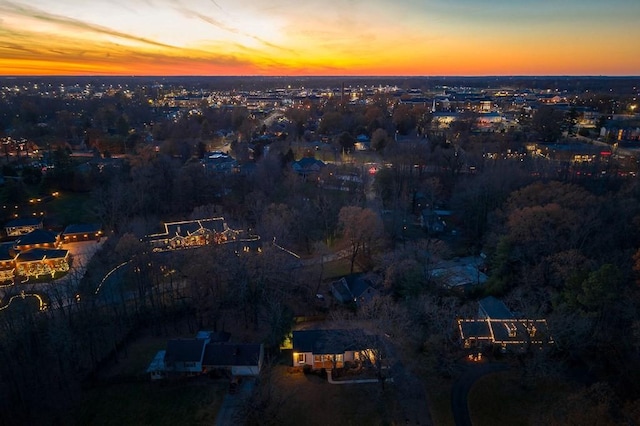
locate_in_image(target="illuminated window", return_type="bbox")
[297,353,305,363]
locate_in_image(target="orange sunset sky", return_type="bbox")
[0,0,639,76]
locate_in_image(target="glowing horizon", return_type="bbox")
[1,0,639,77]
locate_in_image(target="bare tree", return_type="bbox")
[338,206,385,273]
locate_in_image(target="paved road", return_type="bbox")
[451,362,509,426]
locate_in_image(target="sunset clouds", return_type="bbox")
[0,0,638,76]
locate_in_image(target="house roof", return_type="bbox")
[331,274,378,302]
[146,350,166,373]
[292,329,368,354]
[458,320,493,341]
[165,339,206,363]
[347,275,375,299]
[62,223,102,235]
[479,296,514,320]
[196,330,231,342]
[202,343,262,367]
[5,217,42,228]
[15,229,59,246]
[15,248,68,262]
[458,296,554,347]
[0,243,15,262]
[331,278,353,302]
[430,257,487,289]
[292,157,325,172]
[163,218,225,237]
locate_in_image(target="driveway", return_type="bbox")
[389,358,434,425]
[214,377,255,426]
[451,361,509,426]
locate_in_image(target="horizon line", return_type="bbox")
[1,74,639,79]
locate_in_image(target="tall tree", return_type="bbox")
[338,206,385,273]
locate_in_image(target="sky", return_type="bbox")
[0,0,639,76]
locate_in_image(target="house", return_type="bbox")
[457,296,553,353]
[61,223,103,242]
[147,331,263,379]
[13,229,61,252]
[201,151,238,174]
[203,343,264,376]
[429,256,487,292]
[292,329,376,370]
[14,248,69,279]
[5,217,43,237]
[330,274,379,306]
[147,350,167,380]
[163,338,208,374]
[354,134,371,151]
[292,157,325,177]
[145,218,236,251]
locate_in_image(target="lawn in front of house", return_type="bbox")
[70,327,226,426]
[74,380,226,426]
[263,366,398,426]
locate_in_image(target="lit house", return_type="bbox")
[13,229,61,252]
[146,218,236,251]
[14,248,69,279]
[61,223,103,242]
[292,329,377,371]
[457,296,553,353]
[0,232,69,282]
[4,217,43,237]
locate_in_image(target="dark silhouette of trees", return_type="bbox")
[531,105,564,142]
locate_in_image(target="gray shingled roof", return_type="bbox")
[478,296,514,320]
[202,343,262,367]
[15,229,59,246]
[292,329,368,354]
[165,339,206,363]
[62,223,102,235]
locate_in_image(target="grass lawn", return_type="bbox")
[321,257,359,280]
[47,191,97,225]
[269,366,398,426]
[75,380,226,426]
[102,334,170,378]
[468,370,572,426]
[427,377,455,426]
